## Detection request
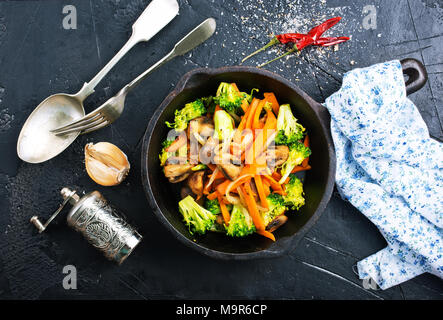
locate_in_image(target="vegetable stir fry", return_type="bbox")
[160,82,312,241]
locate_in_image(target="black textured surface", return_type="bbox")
[0,0,442,299]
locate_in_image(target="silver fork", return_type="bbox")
[51,18,216,136]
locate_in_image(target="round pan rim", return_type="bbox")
[141,66,336,260]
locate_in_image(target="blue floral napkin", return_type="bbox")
[324,60,443,290]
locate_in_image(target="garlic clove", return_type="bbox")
[85,142,130,186]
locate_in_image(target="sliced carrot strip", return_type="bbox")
[262,179,271,196]
[257,229,276,241]
[218,194,231,225]
[258,120,265,129]
[302,135,310,167]
[247,180,258,197]
[245,108,277,165]
[252,100,265,130]
[207,190,219,200]
[239,165,258,176]
[291,165,312,173]
[230,83,239,92]
[263,175,284,193]
[237,108,250,132]
[216,180,232,196]
[241,184,265,231]
[234,105,251,150]
[273,190,287,196]
[264,104,277,126]
[271,171,282,181]
[303,134,310,147]
[245,98,260,130]
[263,92,280,116]
[165,134,186,153]
[225,175,252,198]
[240,99,249,113]
[209,170,225,180]
[254,175,268,209]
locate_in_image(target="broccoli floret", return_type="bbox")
[214,83,259,117]
[243,88,259,103]
[204,198,233,216]
[204,198,234,233]
[191,164,208,171]
[283,174,305,210]
[165,99,206,131]
[214,83,258,114]
[213,109,234,141]
[226,203,256,237]
[177,143,188,159]
[262,193,287,226]
[159,139,174,166]
[214,82,244,113]
[201,96,217,114]
[209,221,227,233]
[204,198,221,215]
[279,142,311,183]
[275,104,306,145]
[179,196,217,235]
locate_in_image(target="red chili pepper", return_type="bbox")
[314,36,351,47]
[258,35,315,68]
[307,17,342,40]
[295,35,316,51]
[241,17,350,65]
[276,33,350,47]
[276,33,305,44]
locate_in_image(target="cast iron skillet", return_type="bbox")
[141,58,427,260]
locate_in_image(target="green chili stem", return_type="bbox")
[241,37,280,64]
[258,47,298,68]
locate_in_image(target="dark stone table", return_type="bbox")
[0,0,442,299]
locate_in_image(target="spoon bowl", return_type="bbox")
[17,93,84,163]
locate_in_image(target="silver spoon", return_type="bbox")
[51,18,217,136]
[17,0,179,164]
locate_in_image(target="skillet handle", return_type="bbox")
[309,58,429,150]
[400,58,428,95]
[313,58,428,119]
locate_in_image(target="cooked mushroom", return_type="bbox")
[218,163,242,180]
[266,215,288,232]
[187,170,205,197]
[213,149,242,181]
[199,136,218,163]
[180,185,195,199]
[163,164,193,183]
[189,116,214,137]
[180,186,204,206]
[267,145,289,167]
[214,152,241,179]
[165,156,188,165]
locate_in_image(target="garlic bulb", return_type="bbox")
[84,142,130,186]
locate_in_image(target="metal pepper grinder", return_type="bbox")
[30,188,142,265]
